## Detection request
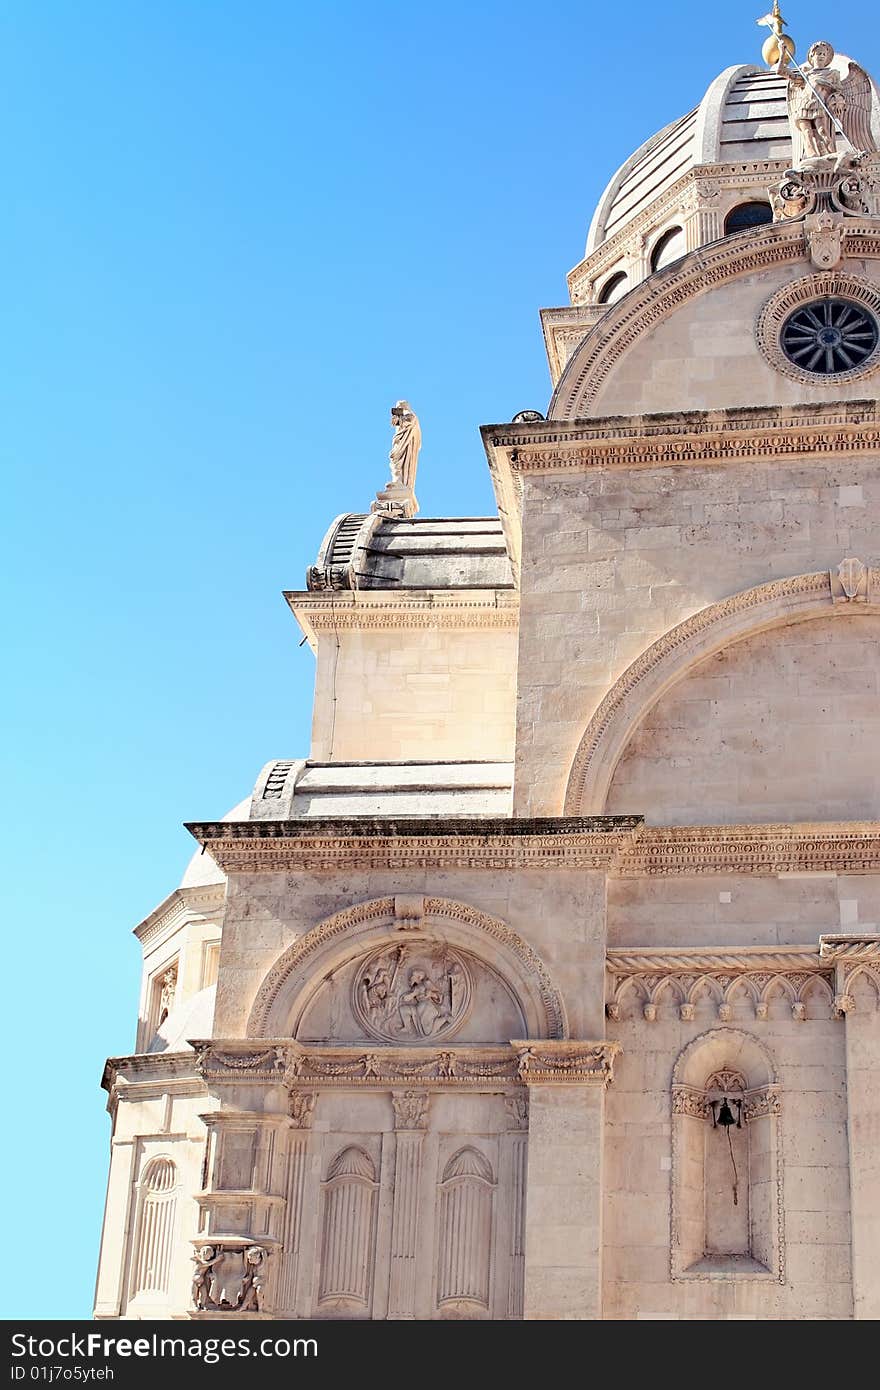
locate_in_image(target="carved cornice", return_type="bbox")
[286,589,518,641]
[607,946,824,975]
[484,399,880,474]
[620,822,880,876]
[671,1081,781,1121]
[133,884,227,950]
[818,934,880,962]
[176,1040,620,1090]
[186,817,880,879]
[186,817,640,875]
[511,1039,620,1087]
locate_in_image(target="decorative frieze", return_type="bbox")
[186,819,639,875]
[512,1040,619,1087]
[289,1046,520,1088]
[287,589,519,637]
[606,947,835,1024]
[187,815,880,879]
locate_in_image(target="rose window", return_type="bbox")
[780,297,878,374]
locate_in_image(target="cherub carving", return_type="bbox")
[239,1246,267,1312]
[191,1244,223,1310]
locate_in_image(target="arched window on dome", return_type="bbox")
[597,270,628,304]
[650,225,686,271]
[724,201,773,235]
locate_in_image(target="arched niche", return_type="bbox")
[564,569,880,815]
[247,896,567,1041]
[671,1030,783,1281]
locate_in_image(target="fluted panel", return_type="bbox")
[318,1148,376,1306]
[132,1159,177,1297]
[438,1148,494,1309]
[388,1132,424,1318]
[278,1136,309,1312]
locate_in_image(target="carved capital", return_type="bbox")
[391,1089,429,1130]
[504,1094,529,1131]
[672,1085,709,1120]
[833,993,855,1017]
[288,1090,316,1129]
[743,1085,782,1122]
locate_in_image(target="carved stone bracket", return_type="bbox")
[769,157,872,239]
[511,1040,620,1087]
[191,1240,273,1315]
[672,1082,780,1122]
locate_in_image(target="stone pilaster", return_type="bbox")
[821,935,880,1319]
[515,1042,618,1320]
[503,1095,529,1319]
[387,1090,429,1319]
[277,1092,316,1315]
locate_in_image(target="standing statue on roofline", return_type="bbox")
[372,399,421,519]
[757,5,876,167]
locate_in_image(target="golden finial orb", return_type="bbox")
[757,1,796,68]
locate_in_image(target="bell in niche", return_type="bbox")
[711,1096,742,1128]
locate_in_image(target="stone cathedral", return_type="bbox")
[97,18,880,1320]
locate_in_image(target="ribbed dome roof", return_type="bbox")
[587,65,793,253]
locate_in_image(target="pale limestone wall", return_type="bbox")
[514,458,880,815]
[607,873,880,950]
[601,875,875,1318]
[589,258,880,416]
[310,627,517,762]
[603,1013,852,1319]
[212,869,607,1042]
[94,1089,217,1320]
[607,615,880,825]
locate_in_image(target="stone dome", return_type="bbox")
[566,58,880,310]
[586,66,791,255]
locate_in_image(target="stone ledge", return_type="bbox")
[185,817,880,876]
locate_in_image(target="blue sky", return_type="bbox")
[2,0,878,1320]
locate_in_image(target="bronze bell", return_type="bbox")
[713,1097,742,1128]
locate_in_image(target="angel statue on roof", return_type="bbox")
[781,40,876,166]
[757,9,876,168]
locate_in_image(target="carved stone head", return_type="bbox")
[808,40,834,69]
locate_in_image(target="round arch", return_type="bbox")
[673,1027,777,1090]
[246,895,568,1040]
[564,568,880,815]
